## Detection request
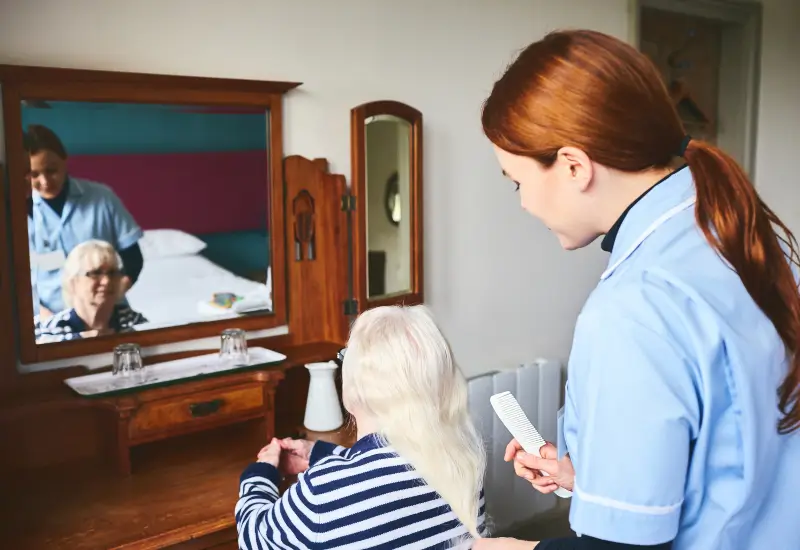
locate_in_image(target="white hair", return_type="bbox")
[61,239,123,308]
[342,305,486,539]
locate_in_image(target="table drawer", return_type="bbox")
[129,384,264,440]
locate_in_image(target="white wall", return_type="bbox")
[752,0,800,223]
[0,0,795,377]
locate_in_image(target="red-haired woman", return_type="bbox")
[476,30,800,550]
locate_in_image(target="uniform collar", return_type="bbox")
[601,165,690,253]
[604,165,694,273]
[602,180,659,252]
[31,176,83,205]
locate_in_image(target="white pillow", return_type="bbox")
[138,229,207,260]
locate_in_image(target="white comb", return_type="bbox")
[490,391,572,498]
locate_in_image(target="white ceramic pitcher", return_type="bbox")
[303,361,344,432]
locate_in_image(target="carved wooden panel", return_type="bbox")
[292,189,317,261]
[284,156,350,345]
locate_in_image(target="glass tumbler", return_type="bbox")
[220,328,248,364]
[113,343,145,381]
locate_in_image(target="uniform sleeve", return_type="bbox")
[104,190,143,250]
[567,290,700,545]
[118,243,144,284]
[235,462,320,549]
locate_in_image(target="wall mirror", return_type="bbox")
[0,65,299,365]
[350,101,423,310]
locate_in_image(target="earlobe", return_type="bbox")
[573,163,593,192]
[558,146,593,192]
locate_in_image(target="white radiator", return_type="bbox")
[467,359,564,534]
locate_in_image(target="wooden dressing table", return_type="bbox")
[0,65,424,549]
[0,343,341,550]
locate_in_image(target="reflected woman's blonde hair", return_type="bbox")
[62,240,123,308]
[342,305,486,539]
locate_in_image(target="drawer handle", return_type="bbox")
[189,399,224,417]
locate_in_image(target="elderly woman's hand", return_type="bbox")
[505,439,575,494]
[278,438,314,476]
[38,304,54,319]
[257,438,282,468]
[79,328,114,339]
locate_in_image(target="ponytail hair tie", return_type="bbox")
[677,135,692,157]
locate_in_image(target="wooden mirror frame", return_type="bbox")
[0,165,16,389]
[350,100,423,311]
[0,65,300,365]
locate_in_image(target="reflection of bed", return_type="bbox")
[126,254,271,330]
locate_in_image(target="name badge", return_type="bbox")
[32,249,67,271]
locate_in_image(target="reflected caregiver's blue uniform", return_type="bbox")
[563,166,800,549]
[28,177,143,313]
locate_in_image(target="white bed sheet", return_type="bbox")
[126,254,270,329]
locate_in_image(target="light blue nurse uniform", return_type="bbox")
[28,177,143,314]
[563,166,800,549]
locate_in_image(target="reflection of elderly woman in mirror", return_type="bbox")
[236,305,487,549]
[35,240,147,343]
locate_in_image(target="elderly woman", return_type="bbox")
[236,305,487,549]
[34,239,147,343]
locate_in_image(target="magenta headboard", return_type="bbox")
[67,150,269,234]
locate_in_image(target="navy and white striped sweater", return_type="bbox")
[236,434,487,549]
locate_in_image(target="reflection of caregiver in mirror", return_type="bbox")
[25,124,144,317]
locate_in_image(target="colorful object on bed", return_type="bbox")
[203,291,273,313]
[210,292,242,309]
[195,291,272,318]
